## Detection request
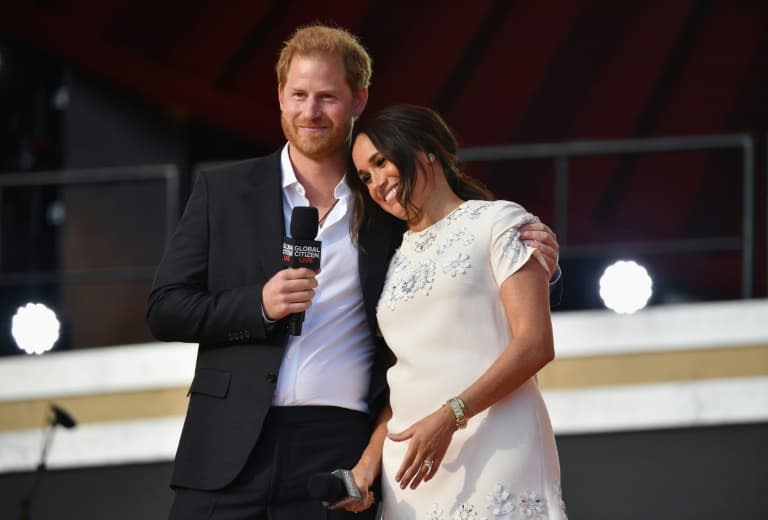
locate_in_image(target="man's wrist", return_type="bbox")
[261,306,277,326]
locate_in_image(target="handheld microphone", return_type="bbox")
[282,206,321,336]
[307,469,362,508]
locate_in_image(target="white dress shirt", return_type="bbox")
[271,144,376,412]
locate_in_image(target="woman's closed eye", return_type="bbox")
[358,171,372,184]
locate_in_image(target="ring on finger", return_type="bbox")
[421,459,434,472]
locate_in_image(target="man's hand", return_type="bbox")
[520,222,559,280]
[261,268,318,321]
[331,465,376,514]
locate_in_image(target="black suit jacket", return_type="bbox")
[146,151,403,490]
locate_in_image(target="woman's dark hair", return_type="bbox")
[346,104,494,241]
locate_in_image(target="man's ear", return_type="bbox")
[277,84,285,111]
[353,87,369,118]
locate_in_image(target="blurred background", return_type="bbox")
[0,1,766,519]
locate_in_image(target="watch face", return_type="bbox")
[448,397,466,426]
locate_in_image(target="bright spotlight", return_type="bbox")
[11,302,61,355]
[599,260,653,314]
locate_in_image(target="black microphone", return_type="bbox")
[282,206,321,336]
[51,404,76,429]
[307,469,362,508]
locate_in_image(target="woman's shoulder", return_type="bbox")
[468,199,530,218]
[490,199,527,212]
[448,200,537,233]
[483,200,539,229]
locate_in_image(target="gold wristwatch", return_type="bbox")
[446,397,468,429]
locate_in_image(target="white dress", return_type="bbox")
[378,200,567,520]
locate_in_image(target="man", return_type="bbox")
[147,24,560,519]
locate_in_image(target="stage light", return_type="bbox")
[11,302,60,354]
[599,260,652,314]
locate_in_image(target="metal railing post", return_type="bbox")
[553,156,569,247]
[742,136,754,298]
[0,164,179,287]
[459,134,756,299]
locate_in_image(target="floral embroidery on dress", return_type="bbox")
[446,204,467,224]
[412,230,438,253]
[487,482,516,516]
[452,503,479,520]
[500,227,526,264]
[437,228,475,254]
[426,504,446,520]
[391,251,409,273]
[382,259,437,310]
[381,200,537,312]
[442,252,471,277]
[400,261,436,296]
[518,491,547,518]
[419,481,567,520]
[448,200,491,223]
[381,203,489,312]
[467,202,491,219]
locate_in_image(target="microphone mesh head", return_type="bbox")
[290,206,319,240]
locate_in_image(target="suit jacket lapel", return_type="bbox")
[247,151,285,280]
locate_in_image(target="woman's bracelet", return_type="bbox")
[445,396,468,430]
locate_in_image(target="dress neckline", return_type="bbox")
[404,200,469,237]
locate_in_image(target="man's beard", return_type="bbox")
[281,114,353,161]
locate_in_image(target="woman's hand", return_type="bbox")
[388,405,456,490]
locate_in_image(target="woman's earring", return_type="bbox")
[428,154,435,163]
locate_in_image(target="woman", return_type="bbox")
[346,105,567,519]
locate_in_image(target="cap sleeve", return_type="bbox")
[489,201,542,287]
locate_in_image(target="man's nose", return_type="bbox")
[304,97,322,118]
